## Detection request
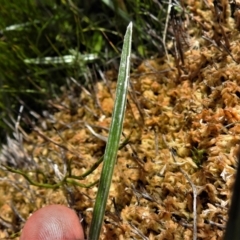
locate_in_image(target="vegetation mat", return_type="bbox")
[1,0,240,239]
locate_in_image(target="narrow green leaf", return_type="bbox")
[88,22,132,240]
[224,148,240,240]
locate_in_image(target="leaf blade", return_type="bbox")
[88,22,132,240]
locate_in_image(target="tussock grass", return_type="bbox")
[0,0,168,143]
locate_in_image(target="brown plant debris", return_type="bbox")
[1,0,240,239]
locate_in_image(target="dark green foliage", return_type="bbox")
[0,0,168,143]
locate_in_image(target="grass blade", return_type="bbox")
[224,147,240,240]
[88,22,132,240]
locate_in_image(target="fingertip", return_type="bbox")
[20,204,84,240]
